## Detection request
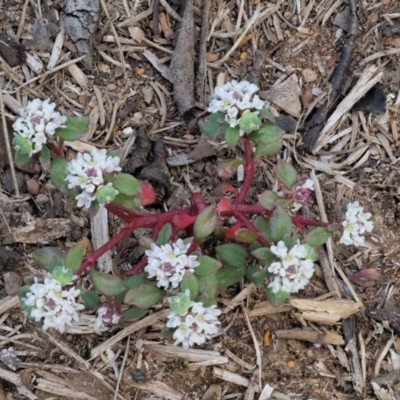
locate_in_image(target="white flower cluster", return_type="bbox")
[167,293,221,349]
[340,201,373,246]
[208,80,265,128]
[22,272,84,333]
[145,239,199,290]
[66,148,121,208]
[93,305,121,330]
[13,98,67,155]
[268,241,314,294]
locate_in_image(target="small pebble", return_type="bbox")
[129,368,147,383]
[26,178,40,195]
[122,126,134,136]
[302,68,318,83]
[35,194,49,205]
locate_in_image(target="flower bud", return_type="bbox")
[96,184,118,205]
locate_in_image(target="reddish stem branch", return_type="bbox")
[234,211,270,247]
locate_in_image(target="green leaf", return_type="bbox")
[39,145,51,170]
[17,286,30,301]
[161,326,175,338]
[88,200,100,218]
[268,207,293,243]
[107,150,122,160]
[239,112,260,133]
[122,307,147,320]
[251,247,275,266]
[180,272,199,299]
[216,243,248,268]
[266,286,290,307]
[96,185,118,205]
[254,139,283,160]
[194,205,217,242]
[51,265,73,284]
[276,161,298,189]
[216,266,245,288]
[253,216,271,242]
[303,243,318,262]
[246,264,269,288]
[122,273,146,289]
[259,108,275,121]
[55,116,88,141]
[156,223,172,245]
[258,190,280,211]
[124,284,165,308]
[249,124,283,144]
[234,228,257,244]
[33,247,66,272]
[113,173,140,196]
[197,295,217,308]
[194,256,222,276]
[81,290,101,309]
[169,291,192,314]
[113,193,143,214]
[305,227,331,247]
[198,112,229,138]
[90,270,126,296]
[13,135,32,155]
[50,157,68,189]
[14,150,31,168]
[225,126,240,147]
[197,274,218,299]
[65,244,84,273]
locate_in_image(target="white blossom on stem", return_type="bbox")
[208,80,266,128]
[166,292,221,349]
[21,273,84,333]
[267,241,314,294]
[13,98,67,155]
[144,239,199,290]
[65,148,121,208]
[340,201,373,246]
[93,305,121,331]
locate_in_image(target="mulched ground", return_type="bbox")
[1,0,400,399]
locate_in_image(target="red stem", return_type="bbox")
[234,211,270,247]
[78,192,329,275]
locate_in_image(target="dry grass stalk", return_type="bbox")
[144,343,228,364]
[35,378,97,400]
[213,367,251,387]
[91,206,112,273]
[224,348,255,371]
[289,299,359,325]
[313,65,384,153]
[248,301,292,317]
[243,306,262,390]
[208,5,261,68]
[275,329,344,345]
[0,296,19,314]
[222,283,254,313]
[40,330,90,370]
[0,367,36,399]
[129,380,183,400]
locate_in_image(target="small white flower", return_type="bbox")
[21,272,83,333]
[208,80,267,128]
[144,239,199,290]
[65,148,121,209]
[93,304,121,331]
[166,298,221,349]
[340,202,373,246]
[13,98,67,155]
[267,241,314,294]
